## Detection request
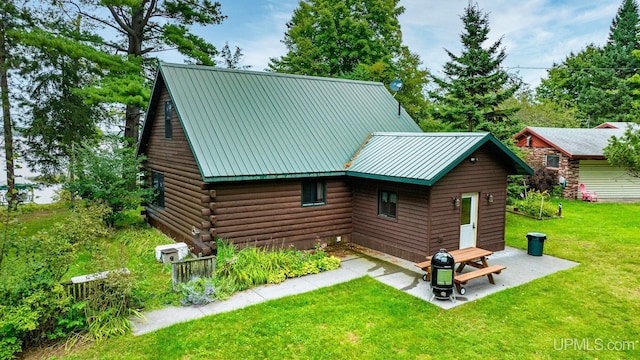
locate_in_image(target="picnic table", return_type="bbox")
[414,247,506,295]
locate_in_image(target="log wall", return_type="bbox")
[143,88,214,255]
[205,178,352,250]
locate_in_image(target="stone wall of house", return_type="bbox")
[521,147,579,199]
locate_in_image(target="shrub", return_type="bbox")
[83,270,141,342]
[506,175,527,205]
[50,202,112,245]
[527,166,559,193]
[514,190,558,218]
[0,227,76,359]
[213,239,340,298]
[178,277,216,306]
[64,136,152,226]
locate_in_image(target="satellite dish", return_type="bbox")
[390,79,403,92]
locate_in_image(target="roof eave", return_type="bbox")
[203,171,346,183]
[346,171,433,186]
[573,155,607,160]
[136,67,165,157]
[515,127,574,158]
[428,134,534,183]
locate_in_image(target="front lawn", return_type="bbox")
[60,200,640,359]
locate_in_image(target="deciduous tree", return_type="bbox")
[604,125,640,177]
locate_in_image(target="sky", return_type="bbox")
[157,0,623,89]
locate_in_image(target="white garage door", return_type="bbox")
[579,160,640,201]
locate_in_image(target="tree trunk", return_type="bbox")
[0,20,16,210]
[124,104,140,143]
[123,6,145,145]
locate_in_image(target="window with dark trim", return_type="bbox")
[152,172,165,208]
[164,100,173,139]
[302,180,326,206]
[546,155,560,168]
[378,190,397,218]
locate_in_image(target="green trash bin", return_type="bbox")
[526,232,546,256]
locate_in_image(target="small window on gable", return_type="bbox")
[546,155,560,168]
[302,180,326,206]
[378,190,397,218]
[164,100,173,139]
[152,172,165,208]
[526,136,532,147]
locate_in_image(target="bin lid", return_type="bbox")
[527,232,546,237]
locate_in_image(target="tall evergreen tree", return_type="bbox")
[269,0,429,123]
[19,26,105,177]
[537,0,640,126]
[429,2,520,135]
[269,0,404,77]
[0,0,31,209]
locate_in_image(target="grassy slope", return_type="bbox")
[62,201,640,359]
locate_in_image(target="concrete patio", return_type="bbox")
[132,244,578,335]
[348,244,579,310]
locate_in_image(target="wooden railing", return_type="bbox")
[61,268,130,300]
[172,255,216,290]
[62,279,105,300]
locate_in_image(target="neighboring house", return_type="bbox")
[513,124,640,201]
[137,63,531,262]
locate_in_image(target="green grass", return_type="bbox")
[16,203,71,237]
[12,206,178,310]
[58,200,640,359]
[61,224,180,310]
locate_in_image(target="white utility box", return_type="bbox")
[155,242,189,262]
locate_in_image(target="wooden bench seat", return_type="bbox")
[455,264,505,284]
[414,261,432,281]
[453,264,506,295]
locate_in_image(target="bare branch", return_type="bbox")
[106,5,134,36]
[144,0,158,27]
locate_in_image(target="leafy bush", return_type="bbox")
[527,166,558,193]
[50,202,112,245]
[0,225,76,359]
[64,136,152,226]
[84,270,141,342]
[514,190,558,218]
[178,277,216,306]
[213,239,340,299]
[506,175,527,205]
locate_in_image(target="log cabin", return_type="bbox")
[137,63,532,262]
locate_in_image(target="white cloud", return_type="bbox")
[399,0,619,87]
[162,0,623,88]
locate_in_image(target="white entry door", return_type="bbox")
[459,193,478,249]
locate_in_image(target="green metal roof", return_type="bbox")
[346,132,533,185]
[139,63,421,182]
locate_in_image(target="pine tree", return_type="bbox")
[0,0,30,209]
[429,2,520,135]
[269,0,429,123]
[63,0,227,143]
[538,0,640,126]
[269,0,404,77]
